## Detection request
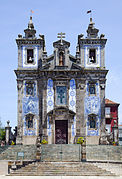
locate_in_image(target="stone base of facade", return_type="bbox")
[23,136,37,145]
[86,136,100,145]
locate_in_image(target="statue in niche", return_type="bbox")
[59,52,64,66]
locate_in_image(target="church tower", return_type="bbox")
[76,18,108,144]
[15,16,45,144]
[15,16,108,145]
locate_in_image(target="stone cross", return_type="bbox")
[57,32,65,44]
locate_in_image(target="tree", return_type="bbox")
[0,118,5,141]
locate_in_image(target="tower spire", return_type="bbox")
[86,12,99,38]
[24,14,36,38]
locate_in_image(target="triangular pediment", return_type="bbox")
[71,63,82,70]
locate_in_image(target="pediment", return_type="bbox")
[42,63,50,69]
[71,63,82,70]
[47,106,76,116]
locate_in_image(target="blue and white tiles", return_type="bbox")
[69,79,76,138]
[47,79,54,137]
[85,81,101,136]
[47,79,54,113]
[22,80,39,136]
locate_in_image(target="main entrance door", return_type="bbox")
[55,120,68,144]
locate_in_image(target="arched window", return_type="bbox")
[88,114,97,129]
[25,114,34,128]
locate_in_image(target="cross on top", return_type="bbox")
[57,32,65,44]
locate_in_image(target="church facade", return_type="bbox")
[15,16,108,145]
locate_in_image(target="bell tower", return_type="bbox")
[76,18,108,144]
[15,16,45,144]
[77,18,107,69]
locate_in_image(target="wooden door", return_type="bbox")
[55,120,68,144]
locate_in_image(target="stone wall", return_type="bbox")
[86,145,122,161]
[41,144,81,162]
[0,145,36,161]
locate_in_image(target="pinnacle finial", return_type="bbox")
[28,15,34,30]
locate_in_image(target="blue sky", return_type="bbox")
[0,0,122,129]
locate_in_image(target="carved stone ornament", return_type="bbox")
[100,84,105,89]
[78,83,85,90]
[17,81,23,90]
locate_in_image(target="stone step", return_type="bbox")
[9,162,116,176]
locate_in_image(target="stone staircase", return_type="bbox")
[9,162,116,176]
[93,162,122,176]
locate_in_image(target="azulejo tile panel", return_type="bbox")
[22,81,39,136]
[47,79,54,136]
[47,78,54,113]
[85,81,101,136]
[69,79,76,137]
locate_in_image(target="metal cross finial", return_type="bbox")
[57,32,65,44]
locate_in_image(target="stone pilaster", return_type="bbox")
[16,80,23,144]
[5,121,11,145]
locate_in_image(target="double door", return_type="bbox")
[55,120,68,144]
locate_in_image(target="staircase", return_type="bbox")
[9,162,116,176]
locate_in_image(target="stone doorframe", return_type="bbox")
[47,107,75,144]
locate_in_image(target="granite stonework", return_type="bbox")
[15,16,108,145]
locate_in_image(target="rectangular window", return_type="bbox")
[88,115,96,129]
[56,86,67,105]
[26,115,33,128]
[27,49,34,63]
[119,138,122,141]
[105,107,110,115]
[89,49,96,63]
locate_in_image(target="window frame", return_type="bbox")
[56,86,67,106]
[88,114,97,129]
[89,48,96,64]
[25,114,34,129]
[105,107,111,115]
[27,49,34,64]
[89,83,96,96]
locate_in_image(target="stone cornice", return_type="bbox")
[14,68,108,80]
[78,38,107,46]
[16,38,44,46]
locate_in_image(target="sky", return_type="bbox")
[0,0,122,129]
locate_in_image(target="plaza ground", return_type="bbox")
[0,176,122,179]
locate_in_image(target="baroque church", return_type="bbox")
[15,16,108,145]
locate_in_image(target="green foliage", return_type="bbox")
[77,137,85,145]
[41,139,48,144]
[0,120,2,128]
[0,129,5,141]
